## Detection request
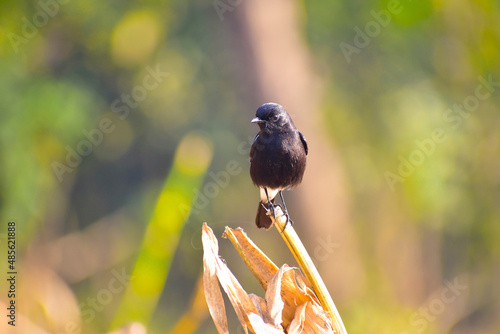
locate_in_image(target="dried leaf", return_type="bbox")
[304,302,335,333]
[288,301,335,334]
[202,223,228,334]
[224,227,330,330]
[222,265,261,332]
[203,224,339,334]
[248,314,287,334]
[287,302,308,334]
[223,227,278,289]
[265,265,289,329]
[202,224,267,333]
[249,293,268,321]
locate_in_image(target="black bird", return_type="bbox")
[249,103,308,230]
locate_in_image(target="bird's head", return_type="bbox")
[251,103,293,131]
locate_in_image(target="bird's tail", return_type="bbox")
[255,199,274,229]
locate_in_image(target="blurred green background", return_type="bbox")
[0,0,499,333]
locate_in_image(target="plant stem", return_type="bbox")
[273,208,348,334]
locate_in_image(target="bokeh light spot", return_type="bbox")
[174,131,213,176]
[111,11,162,67]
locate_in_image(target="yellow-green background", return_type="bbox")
[0,0,499,333]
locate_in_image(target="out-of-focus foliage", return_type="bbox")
[0,0,498,333]
[112,132,212,329]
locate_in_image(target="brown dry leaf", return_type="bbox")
[279,267,314,324]
[203,223,271,334]
[203,224,337,333]
[223,227,279,288]
[306,302,335,333]
[224,266,262,333]
[265,265,288,329]
[224,227,334,332]
[249,293,268,320]
[247,313,288,334]
[202,223,228,334]
[288,302,308,334]
[288,302,334,334]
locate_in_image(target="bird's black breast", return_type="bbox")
[250,130,307,190]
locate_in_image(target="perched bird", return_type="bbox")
[249,103,308,230]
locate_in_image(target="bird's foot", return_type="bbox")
[268,203,293,232]
[262,202,278,222]
[281,212,294,232]
[269,203,277,222]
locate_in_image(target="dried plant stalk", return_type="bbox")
[223,227,335,332]
[202,223,338,333]
[271,207,348,334]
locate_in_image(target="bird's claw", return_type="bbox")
[263,202,293,232]
[269,203,277,221]
[281,212,294,232]
[262,202,278,221]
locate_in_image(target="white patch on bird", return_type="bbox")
[260,187,279,203]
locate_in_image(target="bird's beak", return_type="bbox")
[251,117,265,124]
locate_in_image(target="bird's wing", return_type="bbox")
[299,132,308,155]
[253,133,260,144]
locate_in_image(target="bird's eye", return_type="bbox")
[272,115,279,121]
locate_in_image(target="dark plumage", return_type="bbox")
[249,103,308,229]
